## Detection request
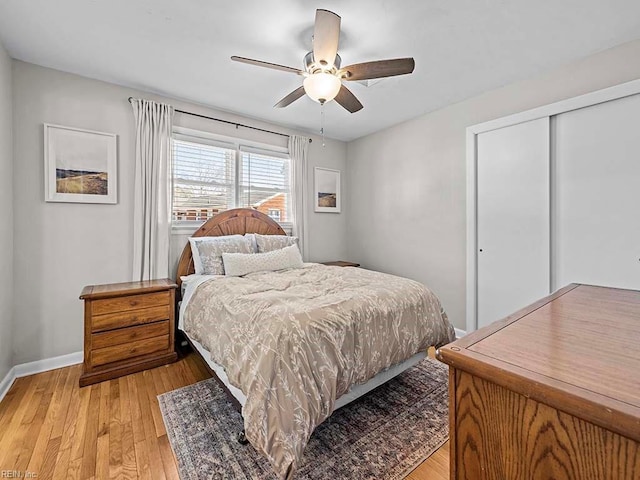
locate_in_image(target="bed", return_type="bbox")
[175,208,455,479]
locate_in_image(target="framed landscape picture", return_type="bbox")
[44,123,117,204]
[314,167,341,213]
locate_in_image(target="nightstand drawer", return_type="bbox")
[92,291,171,316]
[92,320,169,350]
[91,334,170,367]
[91,304,171,332]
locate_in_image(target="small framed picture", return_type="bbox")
[44,123,118,204]
[314,167,341,213]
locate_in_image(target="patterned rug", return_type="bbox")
[158,357,449,480]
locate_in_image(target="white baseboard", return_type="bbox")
[0,351,83,403]
[455,328,467,339]
[0,367,16,404]
[13,351,83,378]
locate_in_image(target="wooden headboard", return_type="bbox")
[175,208,286,288]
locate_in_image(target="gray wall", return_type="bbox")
[0,41,13,379]
[346,39,640,330]
[12,61,347,365]
[9,37,640,364]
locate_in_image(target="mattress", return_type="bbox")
[182,327,426,411]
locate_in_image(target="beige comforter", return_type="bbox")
[182,264,455,478]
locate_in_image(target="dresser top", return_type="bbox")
[80,278,177,300]
[438,284,640,441]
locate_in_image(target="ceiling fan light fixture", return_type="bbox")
[231,9,414,113]
[303,73,341,104]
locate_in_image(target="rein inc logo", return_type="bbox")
[1,472,38,478]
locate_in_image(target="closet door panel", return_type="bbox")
[477,117,550,329]
[553,94,640,290]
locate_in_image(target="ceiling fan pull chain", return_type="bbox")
[320,103,326,147]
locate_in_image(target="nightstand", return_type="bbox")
[79,278,178,387]
[321,261,361,267]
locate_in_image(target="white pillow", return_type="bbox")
[189,235,252,275]
[255,234,299,253]
[244,233,258,253]
[222,244,303,277]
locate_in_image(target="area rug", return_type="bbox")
[158,357,449,480]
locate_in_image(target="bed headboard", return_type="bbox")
[175,208,286,289]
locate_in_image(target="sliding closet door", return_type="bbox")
[553,94,640,290]
[477,117,550,329]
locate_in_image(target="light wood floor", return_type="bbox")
[0,351,449,480]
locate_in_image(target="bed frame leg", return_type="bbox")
[237,430,249,445]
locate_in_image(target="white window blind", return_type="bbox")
[172,138,235,221]
[239,147,291,223]
[171,133,291,227]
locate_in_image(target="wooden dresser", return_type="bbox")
[321,261,361,267]
[438,284,640,479]
[79,279,178,387]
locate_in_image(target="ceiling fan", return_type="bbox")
[231,9,415,113]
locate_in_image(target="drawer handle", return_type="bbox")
[130,300,139,306]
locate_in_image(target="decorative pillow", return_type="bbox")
[189,235,252,275]
[255,234,299,253]
[244,233,258,253]
[222,244,303,277]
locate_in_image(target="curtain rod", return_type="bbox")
[128,97,312,143]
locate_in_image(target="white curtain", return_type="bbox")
[131,99,174,281]
[289,135,310,260]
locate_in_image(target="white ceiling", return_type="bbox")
[1,1,640,141]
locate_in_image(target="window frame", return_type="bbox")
[267,209,281,222]
[171,127,291,235]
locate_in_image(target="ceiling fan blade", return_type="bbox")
[274,86,306,108]
[313,9,341,67]
[334,84,363,113]
[231,56,303,75]
[340,58,415,81]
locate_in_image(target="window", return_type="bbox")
[268,209,281,222]
[171,132,291,229]
[240,147,290,223]
[172,138,235,222]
